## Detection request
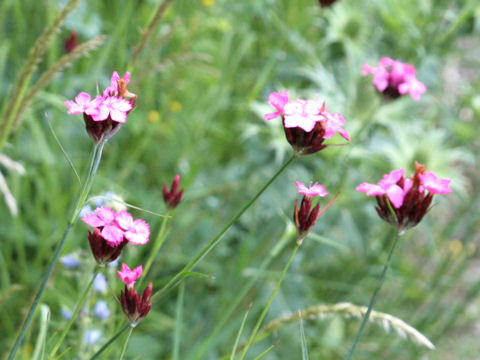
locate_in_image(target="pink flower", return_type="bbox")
[362,58,426,100]
[116,210,150,245]
[103,71,131,97]
[324,112,350,141]
[64,92,99,115]
[92,96,133,123]
[264,90,289,121]
[418,171,452,194]
[82,207,124,246]
[295,181,328,197]
[356,169,407,208]
[117,263,143,288]
[283,99,325,132]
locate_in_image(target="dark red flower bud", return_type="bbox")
[318,0,339,7]
[88,228,127,265]
[64,31,78,53]
[83,113,123,143]
[120,282,153,326]
[284,122,328,155]
[294,196,321,244]
[162,174,184,209]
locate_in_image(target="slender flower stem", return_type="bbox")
[119,326,134,360]
[238,243,300,360]
[89,323,130,360]
[345,230,401,360]
[48,267,101,359]
[151,154,296,302]
[8,140,107,360]
[140,212,170,287]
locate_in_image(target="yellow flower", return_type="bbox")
[170,101,182,113]
[148,110,160,123]
[202,0,215,7]
[447,239,462,257]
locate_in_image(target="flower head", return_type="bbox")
[94,300,110,320]
[116,210,150,245]
[264,92,349,155]
[83,206,124,246]
[293,181,334,244]
[163,174,184,210]
[117,263,143,289]
[362,58,426,100]
[356,162,452,232]
[64,31,78,53]
[120,282,153,326]
[87,228,127,265]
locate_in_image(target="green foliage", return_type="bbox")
[1,0,479,359]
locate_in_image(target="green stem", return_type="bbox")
[119,326,134,360]
[8,140,106,360]
[345,230,401,360]
[140,213,170,287]
[238,243,300,360]
[89,323,130,360]
[152,154,296,302]
[49,267,101,359]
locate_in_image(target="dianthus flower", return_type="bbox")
[264,91,349,155]
[118,262,152,326]
[82,207,150,264]
[362,57,426,100]
[293,181,336,244]
[64,71,137,142]
[356,162,452,232]
[162,174,184,210]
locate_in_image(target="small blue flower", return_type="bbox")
[84,329,101,344]
[94,300,110,320]
[60,253,80,269]
[93,273,108,293]
[108,258,120,268]
[79,204,94,219]
[61,309,72,320]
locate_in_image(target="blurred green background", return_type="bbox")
[1,0,479,358]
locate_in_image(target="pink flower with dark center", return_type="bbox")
[65,92,99,115]
[116,210,150,245]
[82,207,124,246]
[117,263,143,288]
[356,169,407,208]
[264,90,289,121]
[295,181,329,197]
[356,162,452,232]
[92,96,133,123]
[418,171,452,194]
[362,58,426,100]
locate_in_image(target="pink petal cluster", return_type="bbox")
[356,162,452,231]
[362,57,426,100]
[264,91,350,140]
[295,181,329,197]
[82,206,150,247]
[117,263,143,288]
[65,71,133,123]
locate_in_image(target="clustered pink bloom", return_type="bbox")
[118,262,153,326]
[163,174,184,210]
[82,206,150,265]
[356,162,452,232]
[362,57,427,101]
[293,181,336,244]
[264,91,349,155]
[65,71,137,142]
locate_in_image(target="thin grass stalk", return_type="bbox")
[0,0,79,154]
[48,267,101,359]
[8,139,106,360]
[13,35,107,128]
[173,282,185,360]
[152,154,296,302]
[230,304,252,360]
[345,230,401,360]
[130,0,175,67]
[119,326,134,360]
[238,243,301,360]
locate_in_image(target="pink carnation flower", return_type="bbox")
[295,181,329,197]
[324,112,350,141]
[116,210,150,245]
[264,90,289,121]
[92,96,132,123]
[82,207,124,246]
[117,263,143,288]
[64,92,99,115]
[418,171,452,194]
[356,169,408,208]
[362,57,426,100]
[103,71,131,97]
[283,99,325,132]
